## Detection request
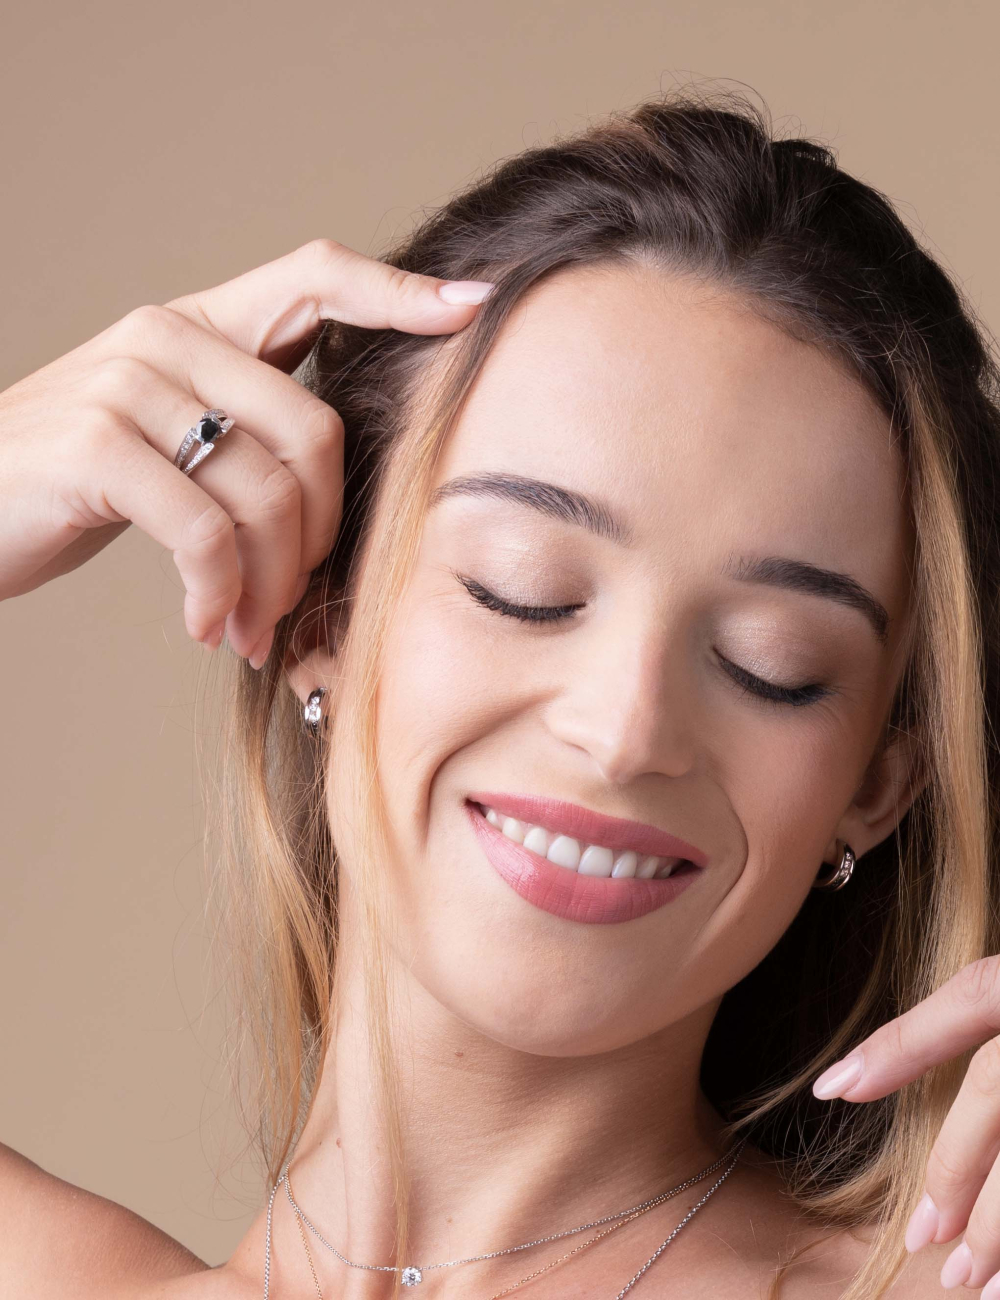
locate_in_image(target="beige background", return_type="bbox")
[2,0,997,1267]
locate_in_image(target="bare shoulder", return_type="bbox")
[0,1140,216,1298]
[722,1147,960,1298]
[802,1216,965,1297]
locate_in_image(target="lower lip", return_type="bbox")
[464,800,702,925]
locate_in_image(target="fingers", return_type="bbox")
[89,324,342,654]
[58,411,241,644]
[164,237,495,369]
[810,957,1000,1292]
[908,1043,1000,1288]
[109,374,304,653]
[811,956,1000,1103]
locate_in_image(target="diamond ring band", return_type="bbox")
[173,408,235,476]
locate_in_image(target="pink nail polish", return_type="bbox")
[812,1051,863,1099]
[202,622,225,651]
[981,1268,1000,1299]
[437,280,495,304]
[904,1192,940,1252]
[940,1240,972,1288]
[248,627,274,671]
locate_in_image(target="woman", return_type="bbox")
[2,88,999,1299]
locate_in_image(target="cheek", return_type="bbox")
[376,594,495,785]
[692,716,862,976]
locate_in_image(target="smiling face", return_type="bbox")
[305,260,920,1058]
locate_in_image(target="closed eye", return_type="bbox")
[455,574,586,623]
[454,572,834,710]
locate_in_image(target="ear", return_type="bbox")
[280,582,345,710]
[284,643,339,710]
[823,729,928,863]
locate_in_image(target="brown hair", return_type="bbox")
[205,84,1000,1298]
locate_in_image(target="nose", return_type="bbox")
[542,624,698,786]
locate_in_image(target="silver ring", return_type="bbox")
[173,408,235,476]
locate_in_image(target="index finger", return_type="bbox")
[164,237,495,369]
[812,956,1000,1102]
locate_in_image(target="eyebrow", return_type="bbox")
[429,471,891,646]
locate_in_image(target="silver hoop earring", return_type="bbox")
[812,840,856,892]
[304,687,329,736]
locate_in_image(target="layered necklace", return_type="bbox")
[263,1135,749,1298]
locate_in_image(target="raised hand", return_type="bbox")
[812,955,1000,1294]
[0,238,493,666]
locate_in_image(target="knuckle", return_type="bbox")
[954,956,1000,1015]
[385,264,431,305]
[926,1143,973,1196]
[969,1037,1000,1095]
[300,397,345,453]
[255,464,301,518]
[88,354,158,403]
[185,500,235,554]
[116,302,181,342]
[300,237,348,269]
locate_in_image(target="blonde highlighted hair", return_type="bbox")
[203,84,1000,1298]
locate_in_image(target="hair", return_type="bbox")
[202,83,1000,1298]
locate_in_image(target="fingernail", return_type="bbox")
[904,1192,940,1252]
[812,1050,863,1099]
[437,279,495,305]
[202,621,225,651]
[981,1268,1000,1299]
[248,626,274,670]
[940,1239,972,1288]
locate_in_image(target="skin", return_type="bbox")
[4,246,985,1298]
[259,261,927,1297]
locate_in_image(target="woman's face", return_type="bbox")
[327,261,918,1056]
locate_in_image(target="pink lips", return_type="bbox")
[464,790,709,867]
[464,799,703,925]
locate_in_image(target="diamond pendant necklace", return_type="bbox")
[263,1136,748,1298]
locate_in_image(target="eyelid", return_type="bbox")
[454,571,832,708]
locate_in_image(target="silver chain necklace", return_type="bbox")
[263,1135,748,1298]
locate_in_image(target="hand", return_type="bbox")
[812,955,1000,1293]
[0,238,493,666]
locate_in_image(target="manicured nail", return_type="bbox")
[904,1192,940,1253]
[981,1267,1000,1299]
[812,1050,863,1099]
[248,627,274,670]
[437,279,495,304]
[202,621,225,651]
[940,1239,972,1288]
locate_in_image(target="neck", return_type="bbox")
[233,906,734,1300]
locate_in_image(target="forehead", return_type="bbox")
[433,261,914,627]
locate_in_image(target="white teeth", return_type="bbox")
[522,825,551,856]
[636,854,661,879]
[480,805,685,879]
[547,834,581,869]
[501,816,526,843]
[579,845,615,877]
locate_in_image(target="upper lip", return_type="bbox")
[465,791,709,868]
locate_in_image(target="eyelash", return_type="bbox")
[455,574,833,710]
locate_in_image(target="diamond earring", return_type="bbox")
[812,840,856,891]
[303,687,329,736]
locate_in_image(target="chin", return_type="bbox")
[420,968,661,1057]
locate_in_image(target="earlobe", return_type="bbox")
[283,644,339,709]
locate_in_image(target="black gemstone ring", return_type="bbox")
[173,408,235,476]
